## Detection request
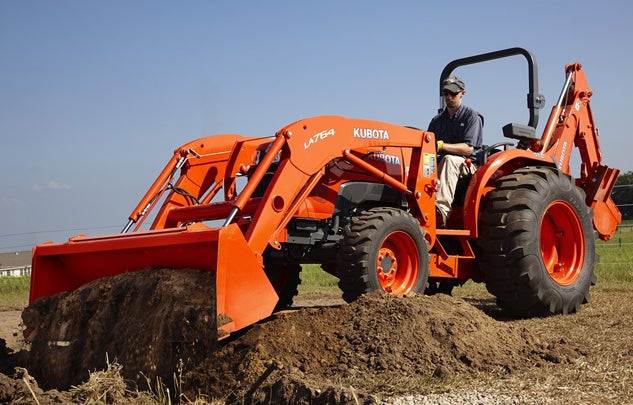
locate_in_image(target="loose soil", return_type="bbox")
[0,268,631,404]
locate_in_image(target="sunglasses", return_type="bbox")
[443,90,461,97]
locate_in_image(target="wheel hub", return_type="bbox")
[377,248,397,292]
[375,230,421,294]
[540,200,585,286]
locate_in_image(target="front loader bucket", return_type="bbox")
[30,223,279,338]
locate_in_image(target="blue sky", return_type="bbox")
[1,0,631,252]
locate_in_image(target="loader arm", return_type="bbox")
[229,116,438,254]
[124,134,252,231]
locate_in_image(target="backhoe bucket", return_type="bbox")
[30,223,279,338]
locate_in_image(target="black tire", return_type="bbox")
[477,166,596,316]
[264,262,302,311]
[337,207,430,303]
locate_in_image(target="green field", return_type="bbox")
[595,220,633,282]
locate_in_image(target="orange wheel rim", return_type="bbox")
[540,201,585,286]
[376,231,419,293]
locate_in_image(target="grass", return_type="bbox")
[0,275,30,310]
[298,264,339,295]
[596,220,633,282]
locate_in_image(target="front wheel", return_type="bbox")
[337,207,430,302]
[478,167,596,316]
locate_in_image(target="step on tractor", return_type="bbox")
[30,48,622,339]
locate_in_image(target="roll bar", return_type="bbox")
[439,47,546,129]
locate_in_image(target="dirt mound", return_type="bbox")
[21,268,218,390]
[183,292,576,403]
[0,367,71,404]
[12,269,578,403]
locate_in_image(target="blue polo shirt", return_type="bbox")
[428,105,483,161]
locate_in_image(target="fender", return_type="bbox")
[462,148,557,237]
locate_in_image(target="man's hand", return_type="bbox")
[436,140,444,152]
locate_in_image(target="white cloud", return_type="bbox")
[0,195,24,207]
[32,180,71,192]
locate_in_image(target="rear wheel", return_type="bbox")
[478,167,596,316]
[337,207,429,302]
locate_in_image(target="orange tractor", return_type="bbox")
[30,48,621,339]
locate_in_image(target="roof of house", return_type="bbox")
[0,251,32,267]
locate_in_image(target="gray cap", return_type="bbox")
[442,76,465,93]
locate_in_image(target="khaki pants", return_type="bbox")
[436,155,476,225]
